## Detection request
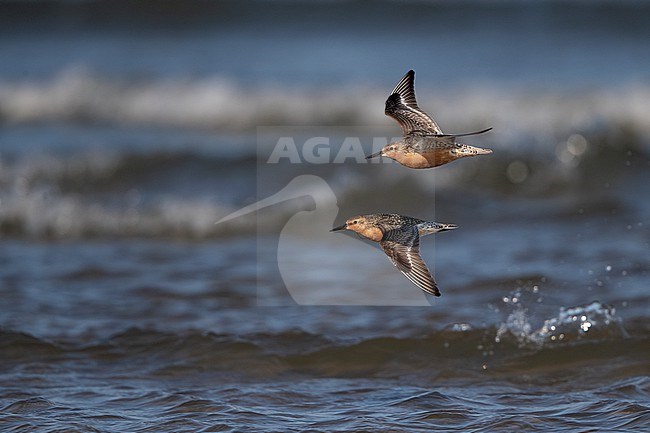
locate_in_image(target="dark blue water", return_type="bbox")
[1,1,649,431]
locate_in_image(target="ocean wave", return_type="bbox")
[0,68,380,131]
[2,69,650,146]
[1,324,647,433]
[1,68,648,240]
[495,298,628,347]
[0,142,645,240]
[1,307,644,379]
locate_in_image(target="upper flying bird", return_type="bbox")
[330,213,457,297]
[366,70,493,168]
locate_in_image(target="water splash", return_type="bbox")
[495,285,627,347]
[536,302,628,344]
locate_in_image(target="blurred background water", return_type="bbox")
[0,1,649,431]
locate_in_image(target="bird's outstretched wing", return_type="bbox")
[380,226,440,297]
[413,127,493,151]
[385,70,442,135]
[432,127,493,139]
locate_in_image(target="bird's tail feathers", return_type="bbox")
[418,222,458,236]
[453,144,493,157]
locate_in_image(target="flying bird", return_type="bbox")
[331,213,457,297]
[367,70,493,168]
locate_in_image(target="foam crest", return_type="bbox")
[0,68,383,131]
[495,286,628,347]
[2,69,650,149]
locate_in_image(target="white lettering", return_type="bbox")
[303,137,331,164]
[333,137,366,164]
[267,137,301,163]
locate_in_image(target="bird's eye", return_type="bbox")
[389,146,395,151]
[351,220,358,225]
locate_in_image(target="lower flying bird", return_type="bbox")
[366,70,493,168]
[331,213,457,296]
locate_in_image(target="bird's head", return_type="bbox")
[366,142,406,161]
[330,215,383,242]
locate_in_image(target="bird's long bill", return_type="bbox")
[365,151,382,160]
[330,223,346,232]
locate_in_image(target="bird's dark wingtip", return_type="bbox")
[429,284,441,297]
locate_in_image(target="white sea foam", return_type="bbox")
[2,69,650,149]
[495,286,627,347]
[1,69,648,239]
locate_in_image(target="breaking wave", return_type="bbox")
[1,70,648,240]
[2,68,650,144]
[0,142,646,240]
[495,291,628,347]
[0,304,643,378]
